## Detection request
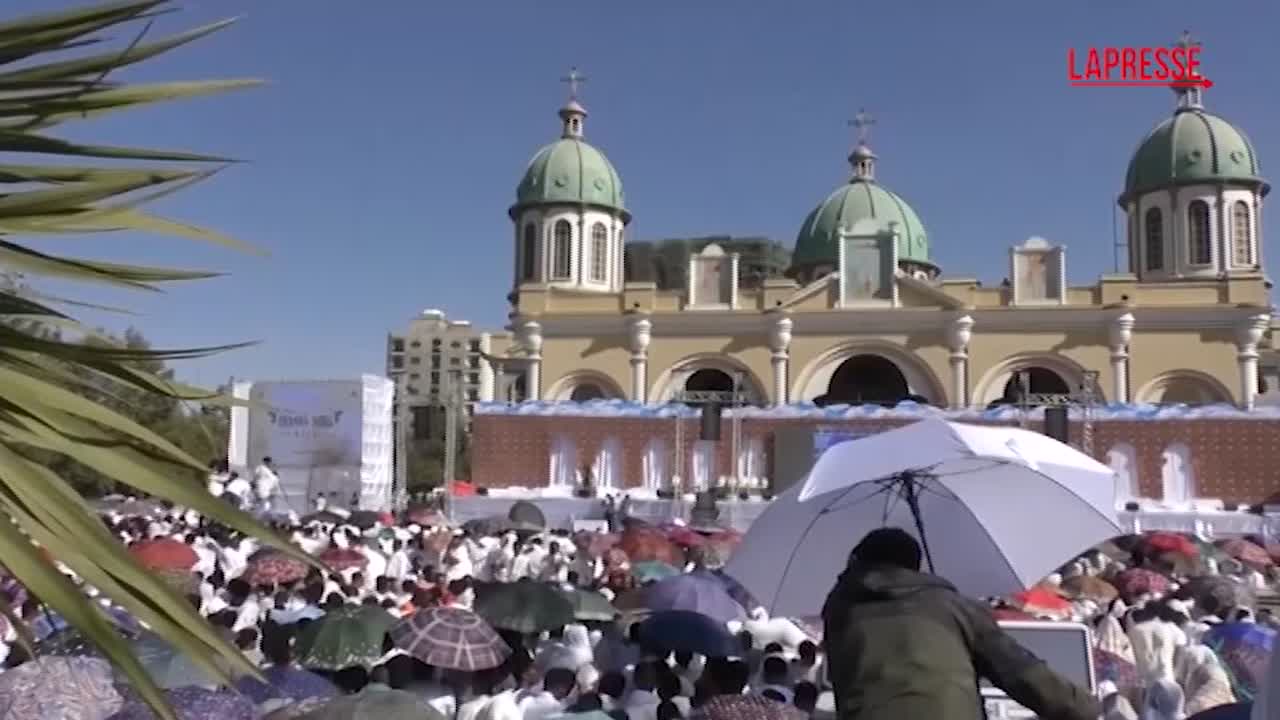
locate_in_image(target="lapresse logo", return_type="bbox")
[1068,31,1211,89]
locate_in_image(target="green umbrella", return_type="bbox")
[295,605,395,671]
[294,685,446,720]
[474,579,575,634]
[632,561,680,584]
[559,588,619,623]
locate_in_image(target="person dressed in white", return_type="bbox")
[385,540,413,583]
[253,457,281,515]
[206,460,228,499]
[224,472,252,509]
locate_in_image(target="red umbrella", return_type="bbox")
[1113,568,1171,601]
[405,506,446,527]
[1012,587,1073,619]
[319,547,368,573]
[129,538,197,572]
[618,527,683,566]
[574,531,619,558]
[1217,538,1274,571]
[1141,532,1198,558]
[663,525,707,548]
[244,550,309,587]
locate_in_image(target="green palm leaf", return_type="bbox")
[0,2,303,718]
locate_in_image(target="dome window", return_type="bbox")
[590,222,608,282]
[1144,208,1164,271]
[521,223,538,280]
[1232,201,1253,266]
[1187,200,1212,266]
[552,219,573,279]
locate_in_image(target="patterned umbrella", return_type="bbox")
[110,686,256,720]
[636,610,740,658]
[663,525,707,548]
[1177,575,1255,616]
[1112,568,1171,601]
[1202,621,1276,701]
[295,605,395,671]
[1141,532,1199,558]
[234,664,340,705]
[640,570,747,624]
[1217,538,1274,571]
[1093,648,1139,692]
[1059,575,1118,603]
[631,561,680,584]
[618,527,683,566]
[473,579,575,634]
[129,538,198,571]
[132,632,227,689]
[690,694,808,720]
[405,506,446,527]
[245,549,309,587]
[389,606,510,672]
[558,587,619,623]
[319,547,368,573]
[0,656,121,720]
[290,685,446,720]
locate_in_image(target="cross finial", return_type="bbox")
[1174,30,1200,51]
[561,67,587,100]
[849,109,876,146]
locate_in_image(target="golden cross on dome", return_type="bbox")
[561,67,587,100]
[849,109,876,146]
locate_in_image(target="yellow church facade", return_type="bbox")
[485,79,1272,413]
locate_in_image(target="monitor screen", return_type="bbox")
[981,622,1095,695]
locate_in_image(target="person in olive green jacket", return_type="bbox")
[822,528,1101,720]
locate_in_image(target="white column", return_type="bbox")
[1235,312,1270,409]
[519,319,543,401]
[477,333,495,402]
[946,315,974,409]
[768,314,793,406]
[1108,312,1135,403]
[627,314,652,403]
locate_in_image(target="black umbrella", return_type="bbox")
[507,501,546,533]
[347,510,381,530]
[474,579,575,635]
[463,516,513,537]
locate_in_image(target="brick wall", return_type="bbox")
[470,413,1280,505]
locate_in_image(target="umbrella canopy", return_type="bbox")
[295,605,395,671]
[691,694,809,720]
[319,547,368,573]
[1140,532,1199,559]
[618,527,683,566]
[389,606,510,672]
[110,687,256,720]
[1011,587,1073,620]
[1202,622,1276,701]
[574,531,619,557]
[474,579,576,634]
[129,537,198,571]
[0,656,121,720]
[234,665,340,705]
[294,686,446,720]
[639,571,747,624]
[663,525,707,548]
[301,510,345,526]
[1059,575,1118,603]
[729,419,1121,616]
[463,516,513,537]
[507,500,547,532]
[132,632,227,689]
[558,587,619,623]
[631,561,681,584]
[245,549,310,587]
[347,511,382,530]
[1113,568,1171,602]
[1177,575,1255,616]
[636,610,740,658]
[1217,538,1274,571]
[405,506,445,527]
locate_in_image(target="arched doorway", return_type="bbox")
[683,368,733,407]
[818,354,917,407]
[992,366,1070,407]
[570,384,605,402]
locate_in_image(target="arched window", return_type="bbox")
[590,223,608,282]
[521,224,538,280]
[551,220,573,279]
[1232,201,1253,266]
[1143,208,1164,271]
[1187,200,1212,265]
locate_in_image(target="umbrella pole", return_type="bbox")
[900,472,936,574]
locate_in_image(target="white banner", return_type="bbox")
[246,381,364,469]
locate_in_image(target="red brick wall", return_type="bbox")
[470,414,1280,504]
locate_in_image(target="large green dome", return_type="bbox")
[510,135,627,219]
[792,177,931,270]
[1122,107,1267,204]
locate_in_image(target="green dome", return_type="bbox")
[511,137,627,219]
[1122,108,1267,203]
[792,178,931,269]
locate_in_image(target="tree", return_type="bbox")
[0,3,313,717]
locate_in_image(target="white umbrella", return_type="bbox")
[725,418,1121,617]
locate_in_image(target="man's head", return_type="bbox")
[543,667,577,700]
[848,527,922,571]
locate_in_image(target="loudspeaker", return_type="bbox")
[699,403,722,441]
[1043,406,1069,444]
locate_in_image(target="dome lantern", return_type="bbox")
[848,109,877,181]
[1171,30,1205,112]
[559,67,587,139]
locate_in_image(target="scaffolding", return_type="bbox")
[1015,369,1102,455]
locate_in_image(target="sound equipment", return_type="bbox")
[699,403,722,441]
[1043,406,1069,444]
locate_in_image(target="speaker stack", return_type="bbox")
[699,403,722,441]
[1043,406,1070,444]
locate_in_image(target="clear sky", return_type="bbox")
[13,1,1277,387]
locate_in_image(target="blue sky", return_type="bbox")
[12,1,1277,387]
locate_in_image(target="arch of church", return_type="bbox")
[546,370,627,402]
[1135,370,1234,405]
[973,353,1093,407]
[650,354,767,405]
[793,342,946,406]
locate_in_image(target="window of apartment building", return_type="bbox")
[468,357,479,369]
[407,385,419,395]
[409,356,421,365]
[409,373,420,380]
[391,356,404,369]
[410,340,421,348]
[432,338,441,348]
[451,341,461,349]
[430,372,440,385]
[468,372,479,384]
[467,389,479,401]
[469,339,481,352]
[450,357,460,366]
[391,338,405,352]
[431,355,440,369]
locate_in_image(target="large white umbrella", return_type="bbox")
[725,418,1121,617]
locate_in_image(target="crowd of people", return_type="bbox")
[0,462,1274,720]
